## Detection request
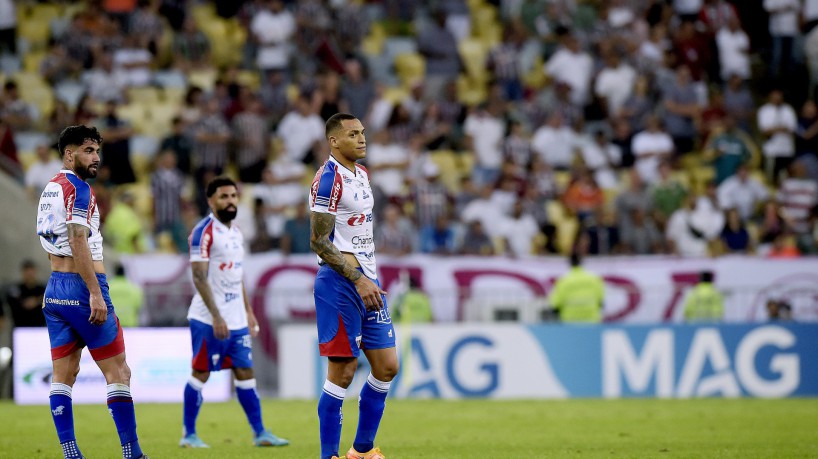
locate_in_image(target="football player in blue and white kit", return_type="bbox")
[310,113,399,459]
[37,125,148,459]
[179,177,288,449]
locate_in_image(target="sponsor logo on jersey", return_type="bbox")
[348,213,366,226]
[219,261,234,271]
[224,292,239,303]
[41,191,58,198]
[351,235,374,247]
[329,180,342,212]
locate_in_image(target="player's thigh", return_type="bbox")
[51,347,83,385]
[44,274,87,360]
[314,266,365,357]
[190,319,229,372]
[361,278,396,353]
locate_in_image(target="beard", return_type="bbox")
[75,163,98,180]
[216,207,237,222]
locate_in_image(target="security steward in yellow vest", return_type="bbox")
[548,254,605,323]
[683,271,724,322]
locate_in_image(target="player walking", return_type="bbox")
[179,176,288,448]
[36,125,148,459]
[310,113,399,459]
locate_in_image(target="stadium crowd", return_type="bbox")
[2,0,818,260]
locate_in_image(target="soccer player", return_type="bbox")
[36,125,148,459]
[310,113,399,459]
[179,176,289,448]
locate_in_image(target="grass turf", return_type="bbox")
[1,399,816,458]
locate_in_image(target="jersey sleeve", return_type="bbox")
[65,180,93,228]
[310,164,343,215]
[189,220,214,262]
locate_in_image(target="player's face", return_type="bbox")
[209,185,239,222]
[330,119,366,162]
[67,140,101,180]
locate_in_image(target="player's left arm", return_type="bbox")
[242,280,259,337]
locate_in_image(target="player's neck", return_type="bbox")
[330,152,356,174]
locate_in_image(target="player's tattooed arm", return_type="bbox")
[310,211,362,282]
[191,261,222,318]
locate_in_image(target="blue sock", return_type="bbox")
[235,378,265,436]
[106,384,143,459]
[50,383,83,459]
[183,377,205,436]
[353,374,391,453]
[318,380,346,459]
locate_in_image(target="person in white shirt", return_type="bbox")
[764,0,800,78]
[594,52,636,118]
[250,0,295,72]
[717,163,770,221]
[716,17,751,80]
[277,94,325,165]
[0,0,16,55]
[531,112,578,170]
[631,115,674,184]
[82,53,128,104]
[463,102,506,187]
[666,194,719,257]
[544,35,594,107]
[757,88,797,184]
[26,144,63,199]
[580,130,622,190]
[499,200,541,257]
[253,161,307,244]
[460,184,508,239]
[112,35,154,88]
[365,130,410,200]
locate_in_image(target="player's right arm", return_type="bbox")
[191,261,229,339]
[310,211,385,310]
[67,223,106,325]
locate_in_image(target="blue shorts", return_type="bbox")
[43,272,125,361]
[189,319,252,372]
[314,265,396,357]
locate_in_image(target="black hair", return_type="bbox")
[325,113,358,139]
[4,81,17,91]
[206,176,237,198]
[57,125,103,158]
[700,271,714,283]
[570,252,581,267]
[21,259,36,269]
[115,264,126,276]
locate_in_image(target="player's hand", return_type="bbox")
[354,276,387,311]
[248,312,260,338]
[213,315,229,340]
[88,292,107,326]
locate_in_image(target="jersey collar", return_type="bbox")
[329,154,357,176]
[209,213,232,231]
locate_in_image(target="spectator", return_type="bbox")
[340,58,375,120]
[464,102,506,187]
[544,34,594,107]
[96,101,136,185]
[259,70,289,125]
[1,81,36,132]
[249,198,275,253]
[280,202,312,255]
[683,271,724,322]
[767,233,801,258]
[172,17,211,72]
[392,276,433,323]
[703,116,754,184]
[107,264,144,327]
[582,209,620,256]
[417,8,462,98]
[766,298,793,320]
[580,129,622,190]
[632,115,674,184]
[4,260,46,327]
[458,220,496,255]
[563,170,604,223]
[548,253,605,323]
[233,97,270,183]
[461,184,507,240]
[40,42,81,86]
[112,34,154,87]
[717,163,769,221]
[619,76,652,131]
[722,74,755,133]
[366,130,410,202]
[764,0,800,80]
[130,0,165,52]
[412,160,452,230]
[651,161,688,230]
[594,52,636,119]
[778,162,818,237]
[666,195,711,257]
[532,112,577,171]
[616,169,654,236]
[757,88,797,184]
[0,0,16,56]
[419,213,457,255]
[662,65,701,155]
[673,19,711,83]
[253,161,307,248]
[499,200,541,257]
[250,0,296,74]
[620,208,664,255]
[276,94,324,165]
[796,100,818,157]
[487,22,527,101]
[25,144,62,200]
[375,204,416,256]
[192,97,231,198]
[160,116,193,174]
[720,208,752,253]
[611,116,636,167]
[716,16,750,81]
[151,150,187,253]
[83,53,128,105]
[179,86,204,127]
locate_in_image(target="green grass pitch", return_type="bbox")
[1,399,817,458]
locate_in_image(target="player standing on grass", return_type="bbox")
[310,113,399,459]
[179,177,289,449]
[36,125,149,459]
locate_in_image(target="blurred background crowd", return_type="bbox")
[1,0,818,260]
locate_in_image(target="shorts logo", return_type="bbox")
[52,405,65,416]
[355,335,362,348]
[388,329,393,338]
[375,308,392,325]
[45,298,80,306]
[211,354,220,366]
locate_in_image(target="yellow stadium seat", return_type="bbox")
[457,151,475,177]
[191,3,216,24]
[19,87,53,121]
[18,150,37,173]
[383,86,409,104]
[161,86,186,105]
[187,69,217,91]
[236,70,261,91]
[127,87,161,105]
[29,3,63,22]
[130,154,153,183]
[458,38,489,82]
[23,51,46,73]
[688,166,715,193]
[362,22,386,56]
[143,103,178,139]
[556,218,579,255]
[429,150,460,192]
[394,52,426,86]
[554,171,572,191]
[522,54,546,90]
[17,18,50,51]
[456,75,487,106]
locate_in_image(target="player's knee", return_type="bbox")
[375,360,399,382]
[233,367,254,380]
